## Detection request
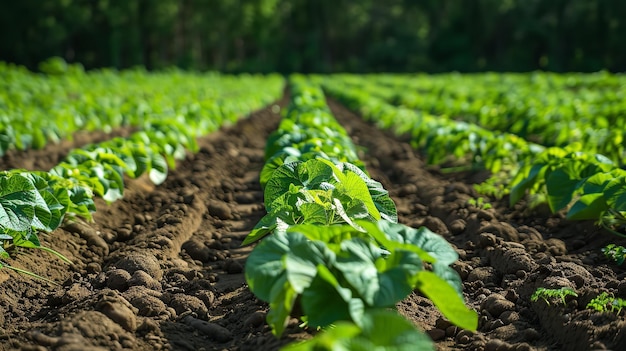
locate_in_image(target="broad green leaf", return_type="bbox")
[301,265,363,328]
[334,239,381,305]
[581,172,615,194]
[36,188,65,230]
[267,275,297,337]
[299,202,329,224]
[342,162,397,222]
[377,221,457,265]
[357,309,434,350]
[21,172,67,231]
[246,232,336,331]
[149,153,168,185]
[265,159,334,210]
[604,176,626,212]
[287,223,370,245]
[510,163,544,205]
[0,174,38,232]
[67,185,95,220]
[130,144,150,178]
[432,263,464,298]
[567,193,608,220]
[260,149,297,188]
[285,239,335,293]
[242,206,294,245]
[415,270,478,331]
[336,171,381,221]
[358,221,435,263]
[245,232,293,301]
[373,250,422,306]
[545,169,580,212]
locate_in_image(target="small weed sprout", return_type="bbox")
[467,197,492,210]
[531,287,578,306]
[586,292,626,315]
[602,244,626,265]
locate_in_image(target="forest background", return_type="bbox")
[1,0,624,73]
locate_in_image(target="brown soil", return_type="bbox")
[1,93,626,351]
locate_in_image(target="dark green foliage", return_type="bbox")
[602,244,626,265]
[1,1,625,72]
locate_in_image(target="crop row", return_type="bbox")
[0,73,284,280]
[333,73,626,165]
[317,76,626,236]
[0,58,283,155]
[244,76,477,350]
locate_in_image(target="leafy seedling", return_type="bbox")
[586,292,626,315]
[531,287,578,306]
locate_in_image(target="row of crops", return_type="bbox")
[314,73,626,237]
[244,76,476,350]
[0,60,281,155]
[0,62,283,280]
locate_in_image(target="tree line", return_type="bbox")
[1,0,624,73]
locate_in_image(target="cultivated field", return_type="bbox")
[1,66,625,350]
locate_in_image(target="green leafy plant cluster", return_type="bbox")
[0,171,74,282]
[244,77,477,350]
[0,123,195,279]
[316,77,544,177]
[586,292,626,315]
[531,287,578,306]
[356,72,626,164]
[509,147,626,236]
[0,61,284,155]
[602,244,626,265]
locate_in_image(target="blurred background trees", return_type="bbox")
[1,0,624,73]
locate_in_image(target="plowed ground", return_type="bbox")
[1,95,625,351]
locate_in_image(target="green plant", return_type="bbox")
[586,292,626,314]
[246,221,477,337]
[467,197,492,210]
[531,287,578,306]
[282,309,435,351]
[245,78,477,350]
[0,63,284,156]
[602,244,626,265]
[0,171,73,282]
[244,159,397,245]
